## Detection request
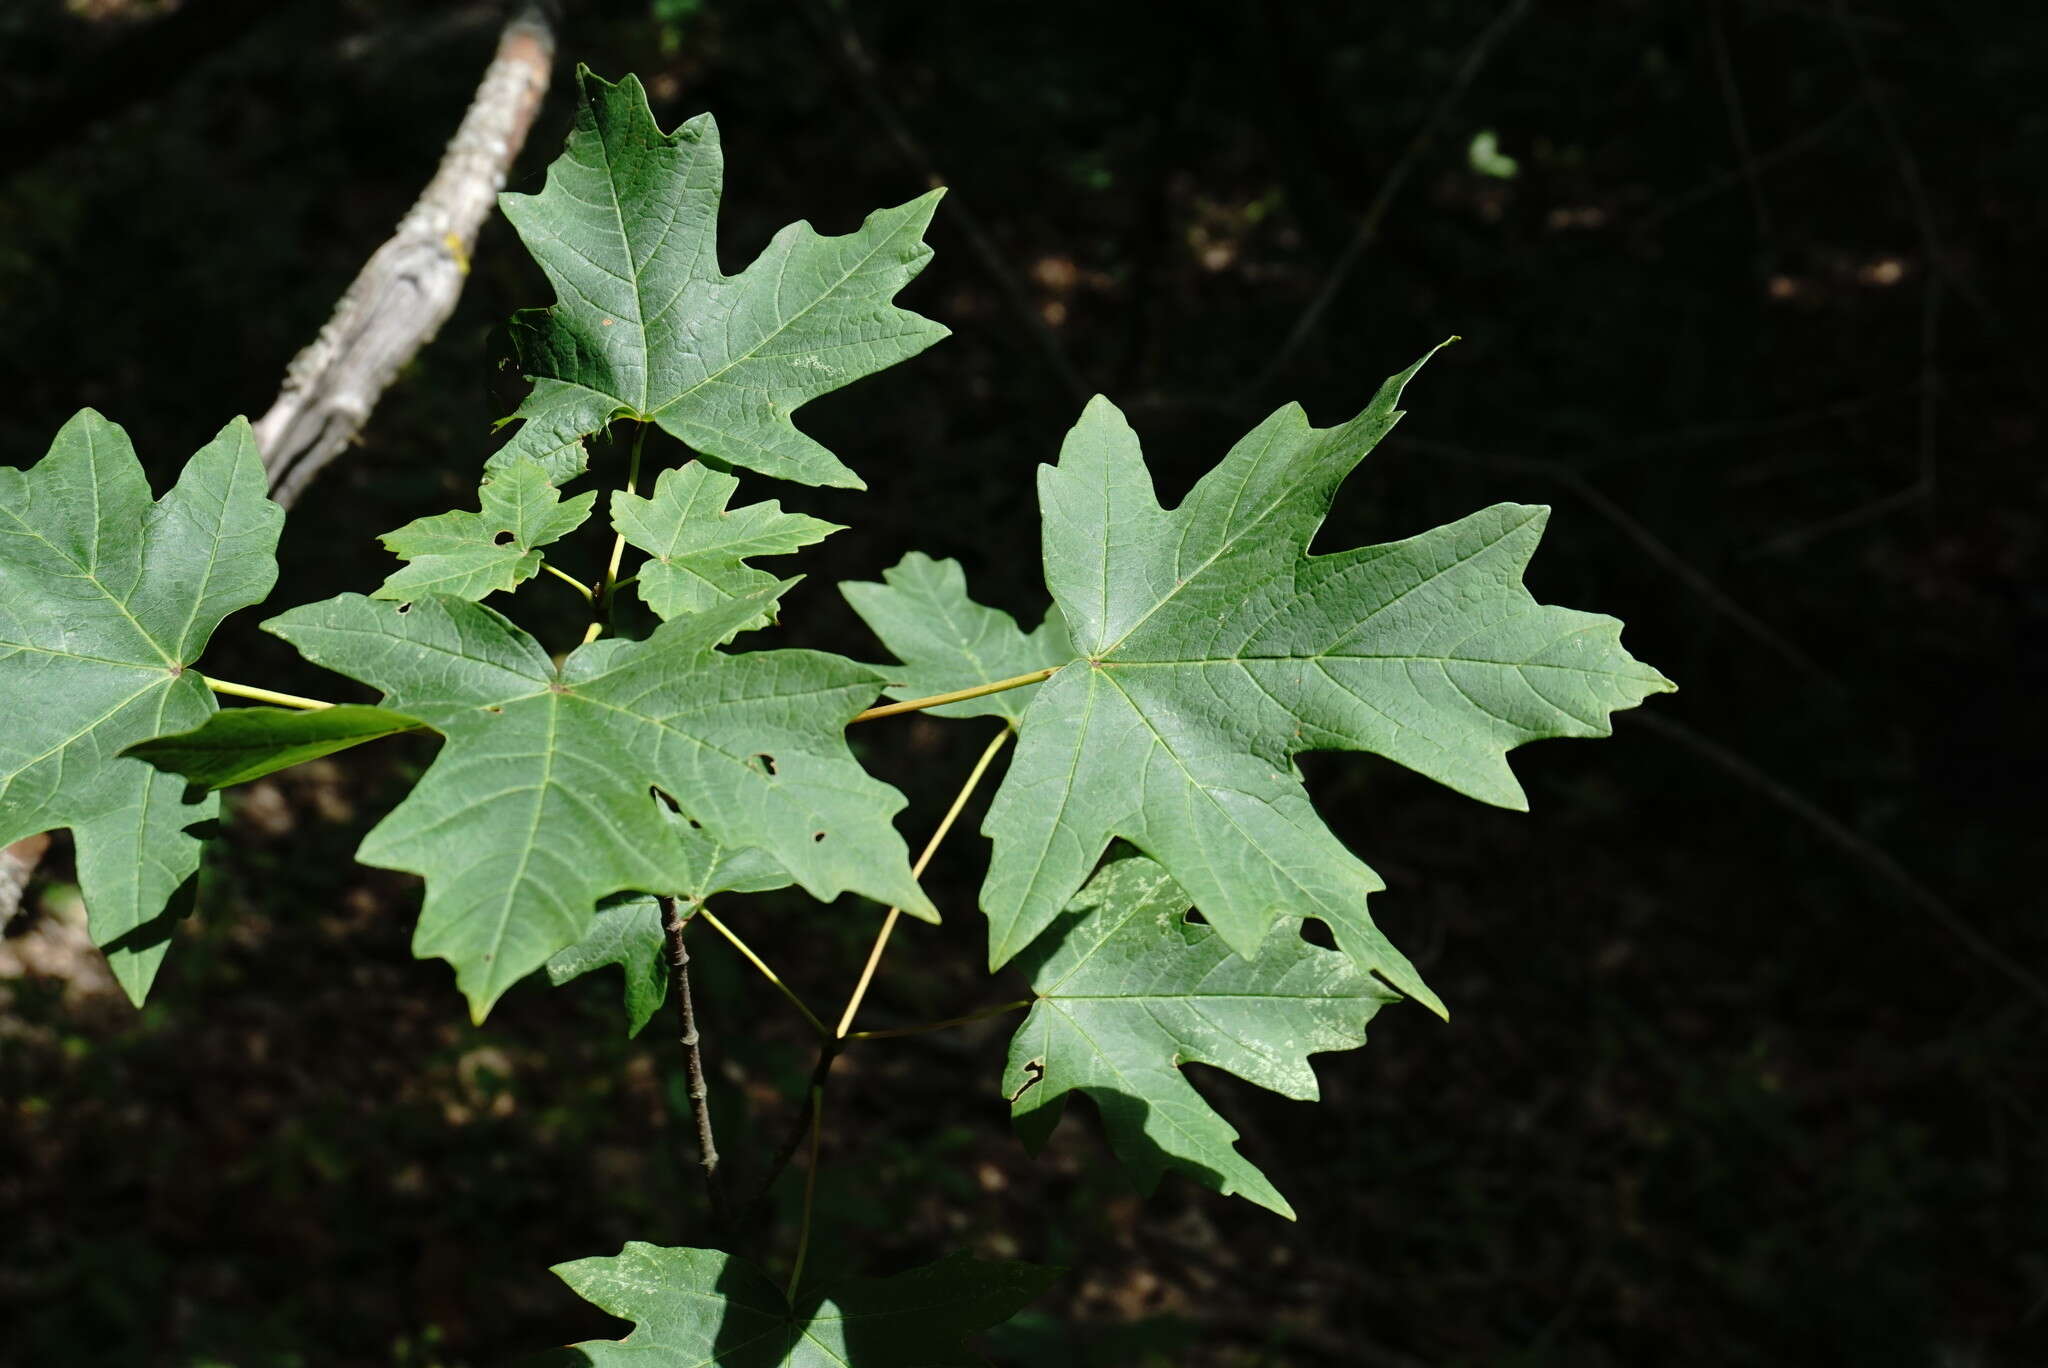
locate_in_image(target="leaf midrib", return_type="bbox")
[0,502,175,666]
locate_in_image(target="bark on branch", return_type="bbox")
[660,895,728,1227]
[256,5,555,507]
[0,834,50,930]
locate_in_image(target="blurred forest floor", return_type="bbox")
[1,2,2043,1365]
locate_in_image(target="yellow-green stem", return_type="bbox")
[786,1085,823,1299]
[585,422,649,643]
[540,560,594,601]
[201,676,334,710]
[698,907,828,1038]
[835,726,1013,1038]
[850,668,1057,723]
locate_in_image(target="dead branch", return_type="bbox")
[256,4,555,508]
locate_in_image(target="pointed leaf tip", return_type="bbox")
[982,352,1672,998]
[493,71,947,488]
[0,411,283,1001]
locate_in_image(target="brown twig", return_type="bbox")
[1705,0,1774,252]
[1631,711,2048,1012]
[1392,436,1839,691]
[659,895,727,1226]
[805,0,1088,404]
[737,1042,843,1228]
[1628,98,1863,239]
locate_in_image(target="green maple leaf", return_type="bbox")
[978,351,1674,1002]
[551,1243,1057,1366]
[264,588,932,1019]
[493,69,947,488]
[546,812,789,1036]
[613,461,840,627]
[375,458,595,602]
[125,704,424,794]
[841,553,1072,725]
[1002,854,1394,1219]
[0,410,280,1002]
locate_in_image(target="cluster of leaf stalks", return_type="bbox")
[0,68,1670,1361]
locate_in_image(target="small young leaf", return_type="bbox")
[980,350,1675,1004]
[1002,854,1395,1219]
[493,69,948,488]
[841,553,1072,724]
[547,814,789,1036]
[0,410,280,1002]
[124,704,424,793]
[544,893,673,1036]
[553,1243,1057,1366]
[265,588,932,1019]
[374,458,594,602]
[612,461,839,627]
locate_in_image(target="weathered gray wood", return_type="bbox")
[0,833,48,929]
[0,9,558,933]
[257,5,555,507]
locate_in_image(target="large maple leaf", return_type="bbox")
[1003,854,1395,1218]
[551,1243,1056,1367]
[854,353,1673,1005]
[0,410,280,1001]
[265,589,932,1018]
[492,68,947,488]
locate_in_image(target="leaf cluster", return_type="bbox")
[0,68,1671,1360]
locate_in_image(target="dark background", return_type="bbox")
[2,1,2042,1364]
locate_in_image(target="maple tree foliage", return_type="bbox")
[0,411,279,1002]
[0,66,1675,1362]
[491,68,948,488]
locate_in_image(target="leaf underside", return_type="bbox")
[841,352,1673,1008]
[375,457,594,603]
[553,1243,1057,1367]
[0,410,280,1002]
[1004,854,1395,1218]
[265,587,931,1020]
[841,553,1073,726]
[493,68,948,489]
[546,812,789,1036]
[124,704,423,794]
[612,460,840,631]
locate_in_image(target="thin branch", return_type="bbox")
[786,1085,824,1299]
[851,669,1056,724]
[259,6,556,506]
[697,908,828,1038]
[1631,711,2048,1012]
[540,560,595,600]
[1629,97,1863,238]
[1743,479,1923,559]
[1392,437,1839,691]
[739,1045,841,1228]
[0,834,50,931]
[804,0,1088,403]
[201,676,337,710]
[1706,0,1774,250]
[659,895,727,1225]
[836,725,1014,1038]
[850,1000,1031,1040]
[1237,0,1532,402]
